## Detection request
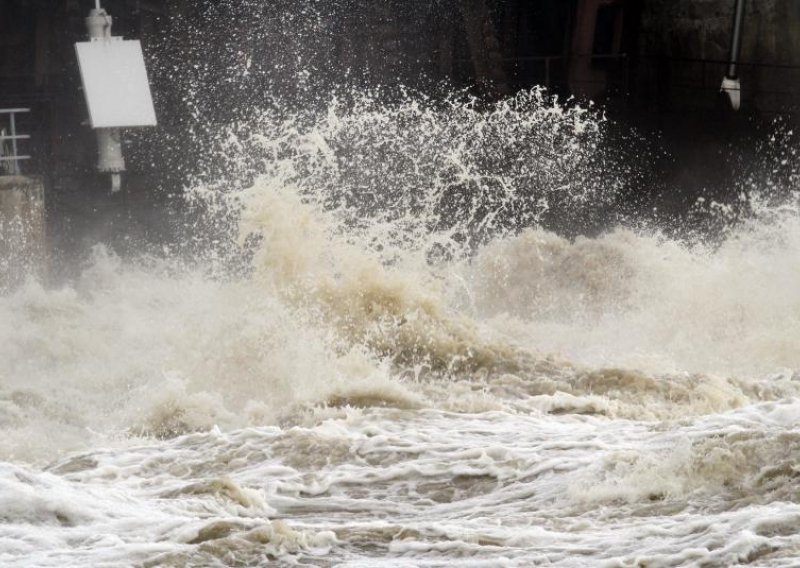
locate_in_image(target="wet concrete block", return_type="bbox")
[0,175,46,289]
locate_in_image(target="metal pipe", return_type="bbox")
[721,0,746,110]
[86,7,111,40]
[726,0,746,79]
[85,4,124,191]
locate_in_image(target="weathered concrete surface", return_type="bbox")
[640,0,800,113]
[641,0,800,63]
[0,175,46,290]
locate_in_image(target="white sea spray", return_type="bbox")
[1,91,800,566]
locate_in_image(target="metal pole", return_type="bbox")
[84,4,124,192]
[9,112,18,175]
[726,0,746,79]
[720,0,745,110]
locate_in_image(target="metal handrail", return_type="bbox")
[0,108,31,175]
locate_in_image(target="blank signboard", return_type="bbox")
[75,39,157,128]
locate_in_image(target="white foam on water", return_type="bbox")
[3,403,798,566]
[467,213,800,378]
[1,90,800,565]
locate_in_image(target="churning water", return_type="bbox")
[3,90,800,567]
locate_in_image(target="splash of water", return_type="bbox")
[1,91,800,466]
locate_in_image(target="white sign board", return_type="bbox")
[75,39,157,128]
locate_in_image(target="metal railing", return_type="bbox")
[0,108,31,175]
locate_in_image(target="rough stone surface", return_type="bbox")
[0,175,46,289]
[640,0,800,114]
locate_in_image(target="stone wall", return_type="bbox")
[639,0,800,114]
[0,175,45,290]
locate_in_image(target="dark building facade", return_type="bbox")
[3,0,800,180]
[1,0,799,262]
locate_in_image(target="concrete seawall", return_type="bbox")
[640,0,800,113]
[0,175,46,289]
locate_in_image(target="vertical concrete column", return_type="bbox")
[460,0,510,97]
[0,175,46,290]
[569,0,602,98]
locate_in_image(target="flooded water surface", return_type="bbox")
[2,92,800,567]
